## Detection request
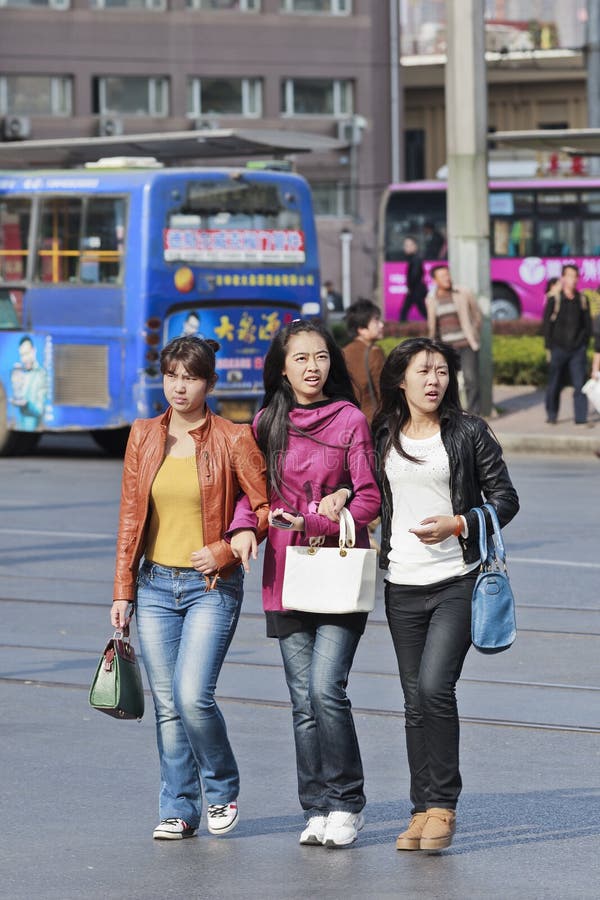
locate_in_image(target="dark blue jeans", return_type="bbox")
[545,344,588,424]
[278,624,365,819]
[385,574,476,813]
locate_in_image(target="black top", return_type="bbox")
[543,291,592,352]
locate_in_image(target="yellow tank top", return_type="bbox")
[145,455,204,568]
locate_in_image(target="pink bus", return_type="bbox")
[378,178,600,320]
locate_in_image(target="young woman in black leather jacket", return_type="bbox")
[372,337,519,852]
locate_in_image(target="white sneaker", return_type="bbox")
[323,811,365,847]
[299,815,328,845]
[207,801,239,835]
[153,818,197,840]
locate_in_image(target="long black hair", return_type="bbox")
[372,337,462,463]
[256,319,357,493]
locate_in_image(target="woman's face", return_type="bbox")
[400,350,449,416]
[282,332,331,405]
[163,360,212,419]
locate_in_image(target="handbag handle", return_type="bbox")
[472,504,506,567]
[339,507,356,549]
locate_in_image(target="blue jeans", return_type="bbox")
[136,561,243,827]
[279,624,365,818]
[385,574,475,813]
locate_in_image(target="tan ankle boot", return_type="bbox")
[419,808,456,850]
[395,812,428,851]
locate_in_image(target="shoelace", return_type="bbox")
[160,818,189,828]
[208,804,232,819]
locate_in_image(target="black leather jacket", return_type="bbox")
[376,412,519,571]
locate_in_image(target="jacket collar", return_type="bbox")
[158,404,213,441]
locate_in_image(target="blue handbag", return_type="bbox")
[470,503,517,654]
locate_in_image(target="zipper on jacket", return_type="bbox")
[201,450,212,480]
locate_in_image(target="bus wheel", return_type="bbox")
[91,427,130,457]
[0,387,41,455]
[491,285,520,321]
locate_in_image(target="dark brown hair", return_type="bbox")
[160,336,221,384]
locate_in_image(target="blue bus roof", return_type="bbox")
[0,167,310,193]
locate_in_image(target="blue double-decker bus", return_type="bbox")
[0,161,322,454]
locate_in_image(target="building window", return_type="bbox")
[281,79,353,117]
[186,0,260,10]
[0,75,72,116]
[90,0,166,9]
[280,0,350,13]
[310,182,351,217]
[92,76,169,116]
[0,0,70,8]
[187,78,262,117]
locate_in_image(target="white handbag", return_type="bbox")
[281,508,377,614]
[582,377,600,414]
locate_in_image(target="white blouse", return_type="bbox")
[384,431,478,586]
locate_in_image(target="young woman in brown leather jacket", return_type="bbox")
[373,338,519,852]
[112,336,268,842]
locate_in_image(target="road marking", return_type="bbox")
[0,527,113,540]
[510,556,600,570]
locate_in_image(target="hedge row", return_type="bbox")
[331,322,593,388]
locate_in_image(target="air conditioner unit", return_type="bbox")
[2,115,31,141]
[98,117,124,137]
[337,116,366,147]
[193,117,220,131]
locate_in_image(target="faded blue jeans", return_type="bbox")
[279,624,365,819]
[136,561,243,827]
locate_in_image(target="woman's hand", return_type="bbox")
[269,508,305,532]
[409,515,458,545]
[317,488,350,523]
[230,528,258,573]
[111,600,132,631]
[190,546,218,574]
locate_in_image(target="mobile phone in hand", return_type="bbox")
[271,514,294,529]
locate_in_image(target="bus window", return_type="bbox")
[491,218,534,257]
[179,180,302,230]
[383,191,446,261]
[37,197,82,283]
[81,196,125,284]
[536,191,579,255]
[0,198,31,282]
[581,191,600,255]
[36,195,125,284]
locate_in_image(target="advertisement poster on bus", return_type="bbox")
[165,305,296,395]
[0,331,53,432]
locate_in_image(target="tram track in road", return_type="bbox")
[1,674,599,737]
[1,595,600,637]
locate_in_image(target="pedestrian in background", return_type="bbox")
[111,336,269,841]
[426,265,482,414]
[373,337,519,852]
[233,320,380,848]
[543,263,591,425]
[399,236,428,321]
[342,298,385,426]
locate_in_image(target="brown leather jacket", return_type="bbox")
[113,406,269,601]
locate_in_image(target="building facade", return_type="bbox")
[0,0,399,302]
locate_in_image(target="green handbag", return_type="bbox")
[89,631,145,720]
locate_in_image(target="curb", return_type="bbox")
[494,431,600,455]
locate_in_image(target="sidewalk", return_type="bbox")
[490,384,600,455]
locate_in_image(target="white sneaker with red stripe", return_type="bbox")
[207,801,239,835]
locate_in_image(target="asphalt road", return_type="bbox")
[1,436,599,899]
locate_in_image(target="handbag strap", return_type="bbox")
[339,507,356,548]
[471,504,506,567]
